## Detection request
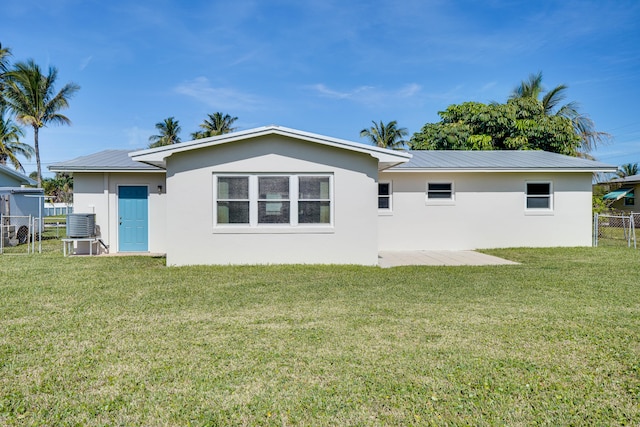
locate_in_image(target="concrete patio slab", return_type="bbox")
[378,250,519,267]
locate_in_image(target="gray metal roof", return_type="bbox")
[391,150,616,172]
[48,150,163,172]
[608,174,640,184]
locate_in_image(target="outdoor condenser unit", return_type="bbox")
[66,213,96,238]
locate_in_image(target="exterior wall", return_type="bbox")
[165,135,379,266]
[0,171,24,187]
[73,172,166,254]
[378,171,594,250]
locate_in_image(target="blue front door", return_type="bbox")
[118,186,148,252]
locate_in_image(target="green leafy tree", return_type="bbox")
[191,112,238,139]
[617,163,639,178]
[360,120,408,149]
[0,42,11,97]
[148,117,182,148]
[42,172,73,203]
[3,59,80,187]
[510,72,610,157]
[0,107,33,172]
[410,97,581,155]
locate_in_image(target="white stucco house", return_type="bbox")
[50,126,616,266]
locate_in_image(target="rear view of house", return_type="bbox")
[50,126,616,265]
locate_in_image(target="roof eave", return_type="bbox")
[385,167,618,173]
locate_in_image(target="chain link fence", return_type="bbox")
[594,212,637,248]
[1,215,37,254]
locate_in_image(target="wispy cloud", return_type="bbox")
[308,83,422,106]
[124,126,150,148]
[175,77,263,111]
[79,56,92,71]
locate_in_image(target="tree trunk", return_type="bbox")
[34,126,41,188]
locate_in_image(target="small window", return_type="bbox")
[378,182,392,210]
[258,176,290,224]
[624,194,635,206]
[217,176,249,224]
[299,176,331,223]
[427,182,453,200]
[526,182,552,210]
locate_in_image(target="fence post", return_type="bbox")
[593,213,598,247]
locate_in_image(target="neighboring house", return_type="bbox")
[602,174,640,211]
[0,164,44,244]
[49,126,616,266]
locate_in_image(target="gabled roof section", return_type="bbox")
[388,150,617,172]
[0,164,37,185]
[130,125,412,170]
[49,150,164,173]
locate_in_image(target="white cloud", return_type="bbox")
[308,83,422,106]
[79,55,93,71]
[124,126,150,148]
[174,77,263,111]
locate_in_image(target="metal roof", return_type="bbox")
[389,150,617,172]
[0,164,37,185]
[49,150,164,172]
[608,174,640,184]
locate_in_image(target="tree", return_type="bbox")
[148,117,182,148]
[409,97,581,155]
[360,120,408,149]
[191,112,238,139]
[0,107,33,172]
[42,172,73,204]
[510,72,610,157]
[0,42,11,94]
[617,163,639,178]
[3,59,80,187]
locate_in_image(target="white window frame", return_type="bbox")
[525,181,553,214]
[213,173,334,232]
[378,181,392,214]
[426,181,455,205]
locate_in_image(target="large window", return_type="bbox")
[215,174,332,227]
[526,182,552,210]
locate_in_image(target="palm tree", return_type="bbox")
[360,120,408,149]
[0,43,12,108]
[0,107,33,172]
[191,112,238,139]
[617,163,639,178]
[510,72,610,157]
[3,59,80,187]
[148,117,182,148]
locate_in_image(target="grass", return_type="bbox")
[0,241,639,426]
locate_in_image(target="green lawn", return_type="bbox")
[1,243,639,426]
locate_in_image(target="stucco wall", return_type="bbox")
[378,171,594,250]
[165,135,379,266]
[73,172,166,254]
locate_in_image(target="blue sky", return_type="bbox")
[2,0,639,176]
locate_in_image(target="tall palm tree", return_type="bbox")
[191,112,238,139]
[3,59,80,187]
[0,107,33,172]
[617,163,639,178]
[148,117,182,148]
[360,120,408,149]
[510,72,610,157]
[0,43,12,108]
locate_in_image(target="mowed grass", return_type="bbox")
[0,244,639,426]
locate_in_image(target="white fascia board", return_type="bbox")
[130,125,412,168]
[48,167,165,173]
